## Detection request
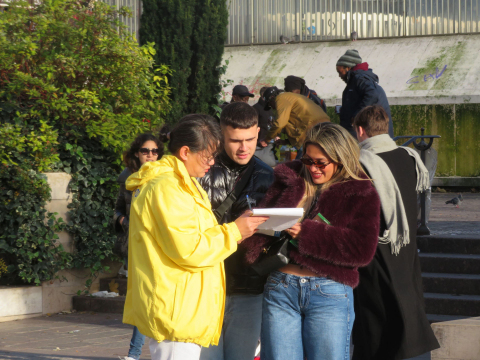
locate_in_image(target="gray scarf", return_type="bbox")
[359,134,429,255]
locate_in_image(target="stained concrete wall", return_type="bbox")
[40,173,121,315]
[222,35,480,178]
[222,34,480,105]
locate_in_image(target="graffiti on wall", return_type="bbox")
[406,65,447,84]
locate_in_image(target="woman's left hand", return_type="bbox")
[287,223,301,238]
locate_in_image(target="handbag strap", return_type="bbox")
[213,160,255,221]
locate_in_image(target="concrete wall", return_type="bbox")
[41,173,121,315]
[222,34,480,105]
[431,317,480,360]
[222,35,480,178]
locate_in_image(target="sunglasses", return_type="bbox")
[139,148,159,156]
[301,158,331,169]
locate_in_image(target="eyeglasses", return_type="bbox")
[139,148,159,156]
[301,158,331,169]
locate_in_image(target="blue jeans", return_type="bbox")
[200,294,263,360]
[128,326,146,359]
[261,271,354,360]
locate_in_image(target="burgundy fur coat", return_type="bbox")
[242,160,381,288]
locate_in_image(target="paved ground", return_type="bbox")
[428,192,480,236]
[0,312,432,360]
[0,193,477,360]
[0,312,150,360]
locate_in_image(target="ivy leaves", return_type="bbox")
[0,165,71,285]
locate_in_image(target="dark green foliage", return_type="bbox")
[0,0,170,287]
[140,0,194,123]
[140,0,228,122]
[0,123,71,285]
[187,0,228,114]
[51,130,121,292]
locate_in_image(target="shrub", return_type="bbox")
[0,119,70,285]
[0,0,171,287]
[140,0,228,123]
[0,0,170,155]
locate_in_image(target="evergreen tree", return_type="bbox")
[140,0,195,124]
[187,0,228,115]
[140,0,228,122]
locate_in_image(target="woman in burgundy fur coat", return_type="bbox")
[243,123,381,360]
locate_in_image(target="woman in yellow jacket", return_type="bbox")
[123,114,268,360]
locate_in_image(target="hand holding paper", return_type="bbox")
[252,208,304,231]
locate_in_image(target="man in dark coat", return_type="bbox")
[253,86,276,167]
[352,105,439,360]
[284,75,327,113]
[198,102,274,360]
[336,49,394,138]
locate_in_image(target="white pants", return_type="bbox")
[149,338,202,360]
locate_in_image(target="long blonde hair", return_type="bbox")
[300,122,367,205]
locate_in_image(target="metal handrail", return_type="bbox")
[395,128,441,236]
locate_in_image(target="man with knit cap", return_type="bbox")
[336,49,394,138]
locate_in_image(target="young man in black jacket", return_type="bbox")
[352,105,439,360]
[336,49,394,139]
[199,102,274,360]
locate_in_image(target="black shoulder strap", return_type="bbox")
[213,160,256,221]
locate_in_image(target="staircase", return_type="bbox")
[72,236,480,319]
[418,235,480,322]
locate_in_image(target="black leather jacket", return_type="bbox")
[198,151,274,294]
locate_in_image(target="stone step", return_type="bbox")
[422,273,480,295]
[99,277,127,296]
[424,293,480,317]
[417,235,480,255]
[419,253,480,274]
[427,314,472,324]
[72,295,125,314]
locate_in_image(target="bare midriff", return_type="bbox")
[279,264,318,277]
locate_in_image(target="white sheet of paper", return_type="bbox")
[252,208,304,231]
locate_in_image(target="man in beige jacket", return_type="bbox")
[262,86,330,149]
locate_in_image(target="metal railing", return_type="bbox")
[394,128,441,236]
[102,0,141,40]
[226,0,480,45]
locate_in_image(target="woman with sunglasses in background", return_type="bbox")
[114,133,162,360]
[243,122,381,360]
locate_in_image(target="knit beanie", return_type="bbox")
[336,50,362,68]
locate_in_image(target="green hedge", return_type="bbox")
[0,0,170,288]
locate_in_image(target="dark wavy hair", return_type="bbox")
[123,133,163,172]
[158,114,223,157]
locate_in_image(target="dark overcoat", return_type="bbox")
[352,148,440,360]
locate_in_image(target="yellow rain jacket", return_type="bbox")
[122,155,241,347]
